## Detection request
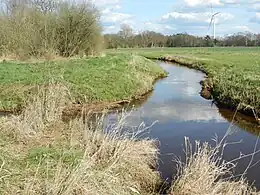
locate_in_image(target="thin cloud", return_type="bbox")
[161,12,234,26]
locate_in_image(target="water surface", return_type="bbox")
[0,112,9,116]
[106,61,260,188]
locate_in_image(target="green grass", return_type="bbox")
[0,53,166,111]
[107,47,260,115]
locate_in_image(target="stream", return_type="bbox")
[106,61,260,188]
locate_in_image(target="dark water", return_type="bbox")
[0,112,9,116]
[106,61,260,188]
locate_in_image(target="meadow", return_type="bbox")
[0,54,166,112]
[107,47,260,116]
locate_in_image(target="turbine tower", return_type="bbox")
[208,4,220,40]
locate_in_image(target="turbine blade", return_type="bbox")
[208,15,214,30]
[213,12,221,17]
[209,12,220,30]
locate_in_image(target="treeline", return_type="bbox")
[104,24,260,48]
[0,0,103,59]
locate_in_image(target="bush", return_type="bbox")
[0,0,103,59]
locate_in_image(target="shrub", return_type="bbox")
[0,0,103,59]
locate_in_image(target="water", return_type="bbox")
[106,61,260,188]
[0,112,9,116]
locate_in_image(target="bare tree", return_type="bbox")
[31,0,56,13]
[118,24,133,39]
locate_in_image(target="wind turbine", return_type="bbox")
[208,5,220,40]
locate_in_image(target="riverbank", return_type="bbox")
[107,48,260,118]
[0,82,258,194]
[0,84,162,194]
[0,54,167,113]
[0,54,166,194]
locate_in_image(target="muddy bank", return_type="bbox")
[148,56,259,120]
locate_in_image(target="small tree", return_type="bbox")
[118,24,133,48]
[204,35,214,47]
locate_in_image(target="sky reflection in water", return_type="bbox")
[106,62,260,188]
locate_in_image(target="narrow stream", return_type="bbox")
[106,61,260,188]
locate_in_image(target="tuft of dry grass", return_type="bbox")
[0,82,71,142]
[27,116,160,195]
[0,82,161,195]
[171,137,259,195]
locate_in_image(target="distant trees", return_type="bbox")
[104,27,260,48]
[219,33,260,47]
[166,33,205,47]
[104,28,167,49]
[0,0,103,59]
[140,31,167,47]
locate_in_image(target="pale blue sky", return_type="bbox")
[93,0,260,36]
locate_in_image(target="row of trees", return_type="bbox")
[0,0,103,59]
[104,24,260,48]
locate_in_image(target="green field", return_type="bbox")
[107,47,260,115]
[0,54,166,111]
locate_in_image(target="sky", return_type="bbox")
[91,0,260,36]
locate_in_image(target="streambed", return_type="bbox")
[106,61,260,188]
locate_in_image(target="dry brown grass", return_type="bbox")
[25,117,160,195]
[0,82,161,195]
[0,82,71,142]
[171,137,259,195]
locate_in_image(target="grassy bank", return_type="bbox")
[0,54,166,111]
[107,48,260,116]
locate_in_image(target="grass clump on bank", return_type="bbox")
[0,54,167,111]
[108,48,260,116]
[171,137,258,195]
[0,83,161,194]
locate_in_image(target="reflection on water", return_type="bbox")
[218,108,260,136]
[106,61,260,189]
[0,112,10,117]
